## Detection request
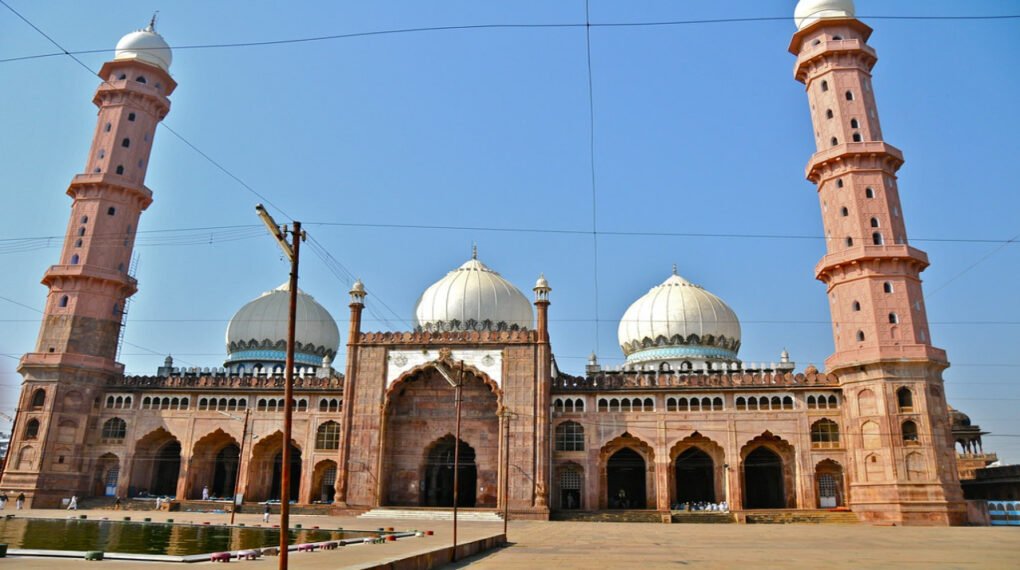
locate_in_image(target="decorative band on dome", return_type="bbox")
[620,333,740,357]
[225,349,327,367]
[625,345,739,364]
[415,319,529,333]
[227,338,336,360]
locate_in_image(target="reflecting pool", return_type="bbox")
[0,518,378,556]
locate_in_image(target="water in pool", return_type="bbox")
[0,518,379,556]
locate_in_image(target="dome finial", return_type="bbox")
[472,243,478,260]
[672,263,678,276]
[148,11,159,32]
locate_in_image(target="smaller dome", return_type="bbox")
[794,0,855,30]
[351,279,365,294]
[535,274,550,290]
[115,22,172,71]
[948,407,972,428]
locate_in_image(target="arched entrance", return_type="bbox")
[675,448,715,504]
[93,453,120,497]
[270,447,302,501]
[130,429,181,498]
[212,445,241,498]
[382,363,499,508]
[422,435,476,507]
[815,459,845,508]
[607,448,646,509]
[310,460,338,503]
[556,463,583,510]
[743,447,784,508]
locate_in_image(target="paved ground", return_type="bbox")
[0,508,1017,569]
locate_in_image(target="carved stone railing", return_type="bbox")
[552,370,838,392]
[110,374,344,391]
[357,329,536,345]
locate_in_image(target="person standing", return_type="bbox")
[155,496,162,511]
[262,502,271,524]
[202,486,210,501]
[68,495,78,510]
[114,496,122,510]
[0,492,7,510]
[16,493,25,510]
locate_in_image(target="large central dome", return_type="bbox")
[414,254,533,332]
[618,269,741,366]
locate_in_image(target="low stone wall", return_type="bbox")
[356,533,505,570]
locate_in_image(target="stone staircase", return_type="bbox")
[79,497,160,511]
[743,509,860,524]
[671,511,735,524]
[551,510,664,523]
[358,507,503,522]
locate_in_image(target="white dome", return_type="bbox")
[617,271,741,363]
[115,24,172,71]
[794,0,855,30]
[414,256,533,332]
[225,283,340,366]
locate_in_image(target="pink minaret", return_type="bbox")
[1,22,175,506]
[790,0,964,525]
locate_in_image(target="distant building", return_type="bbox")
[0,1,992,525]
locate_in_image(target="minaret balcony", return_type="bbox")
[42,263,138,295]
[794,38,877,78]
[806,141,904,182]
[19,351,124,375]
[815,244,929,281]
[68,172,153,208]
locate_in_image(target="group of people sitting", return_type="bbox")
[672,501,729,512]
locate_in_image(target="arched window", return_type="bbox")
[850,118,859,128]
[713,397,724,411]
[643,397,654,411]
[840,207,849,217]
[856,330,866,342]
[121,138,130,148]
[888,312,898,324]
[78,227,86,237]
[902,420,919,443]
[598,398,608,412]
[807,395,817,409]
[836,179,844,188]
[128,112,136,122]
[555,421,585,451]
[70,254,79,265]
[135,76,146,84]
[115,165,124,175]
[677,397,689,412]
[845,237,853,247]
[821,80,829,92]
[782,396,794,410]
[883,282,893,293]
[81,215,88,224]
[825,109,833,119]
[865,187,875,198]
[870,217,880,228]
[59,295,69,308]
[107,207,116,216]
[811,419,840,449]
[104,123,111,132]
[315,421,341,450]
[320,399,330,412]
[667,397,677,412]
[845,90,854,101]
[736,396,747,411]
[872,232,883,245]
[827,395,838,408]
[101,418,127,442]
[897,387,914,412]
[831,137,839,146]
[852,301,861,311]
[24,419,40,439]
[771,396,782,410]
[75,239,83,247]
[575,399,585,412]
[852,133,862,142]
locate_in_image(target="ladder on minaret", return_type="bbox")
[115,254,140,361]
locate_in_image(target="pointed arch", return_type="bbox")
[188,428,241,499]
[740,431,796,509]
[599,433,655,510]
[669,432,724,506]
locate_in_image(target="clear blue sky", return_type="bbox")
[1,1,1018,463]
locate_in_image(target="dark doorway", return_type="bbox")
[743,447,785,508]
[675,448,715,504]
[607,448,647,509]
[212,444,240,498]
[151,441,181,496]
[422,436,476,507]
[270,446,302,501]
[560,468,582,510]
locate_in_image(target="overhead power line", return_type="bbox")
[2,13,1018,64]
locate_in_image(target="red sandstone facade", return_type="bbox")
[0,9,987,526]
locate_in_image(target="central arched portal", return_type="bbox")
[607,448,646,509]
[422,436,477,507]
[743,447,785,509]
[270,447,302,501]
[212,444,240,498]
[675,448,715,504]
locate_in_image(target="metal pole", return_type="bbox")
[502,409,511,541]
[0,408,20,483]
[279,221,301,570]
[451,361,463,562]
[230,408,250,525]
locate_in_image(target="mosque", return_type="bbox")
[0,1,997,525]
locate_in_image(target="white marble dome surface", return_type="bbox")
[225,283,339,365]
[414,255,533,332]
[794,0,855,30]
[617,271,741,363]
[115,24,173,71]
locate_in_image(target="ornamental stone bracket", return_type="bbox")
[386,348,503,388]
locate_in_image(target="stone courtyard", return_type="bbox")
[0,508,1016,569]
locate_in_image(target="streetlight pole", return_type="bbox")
[228,407,251,526]
[499,407,514,541]
[256,204,302,570]
[451,360,463,563]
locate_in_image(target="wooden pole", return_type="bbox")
[451,361,464,562]
[229,407,250,525]
[502,408,511,540]
[279,221,301,570]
